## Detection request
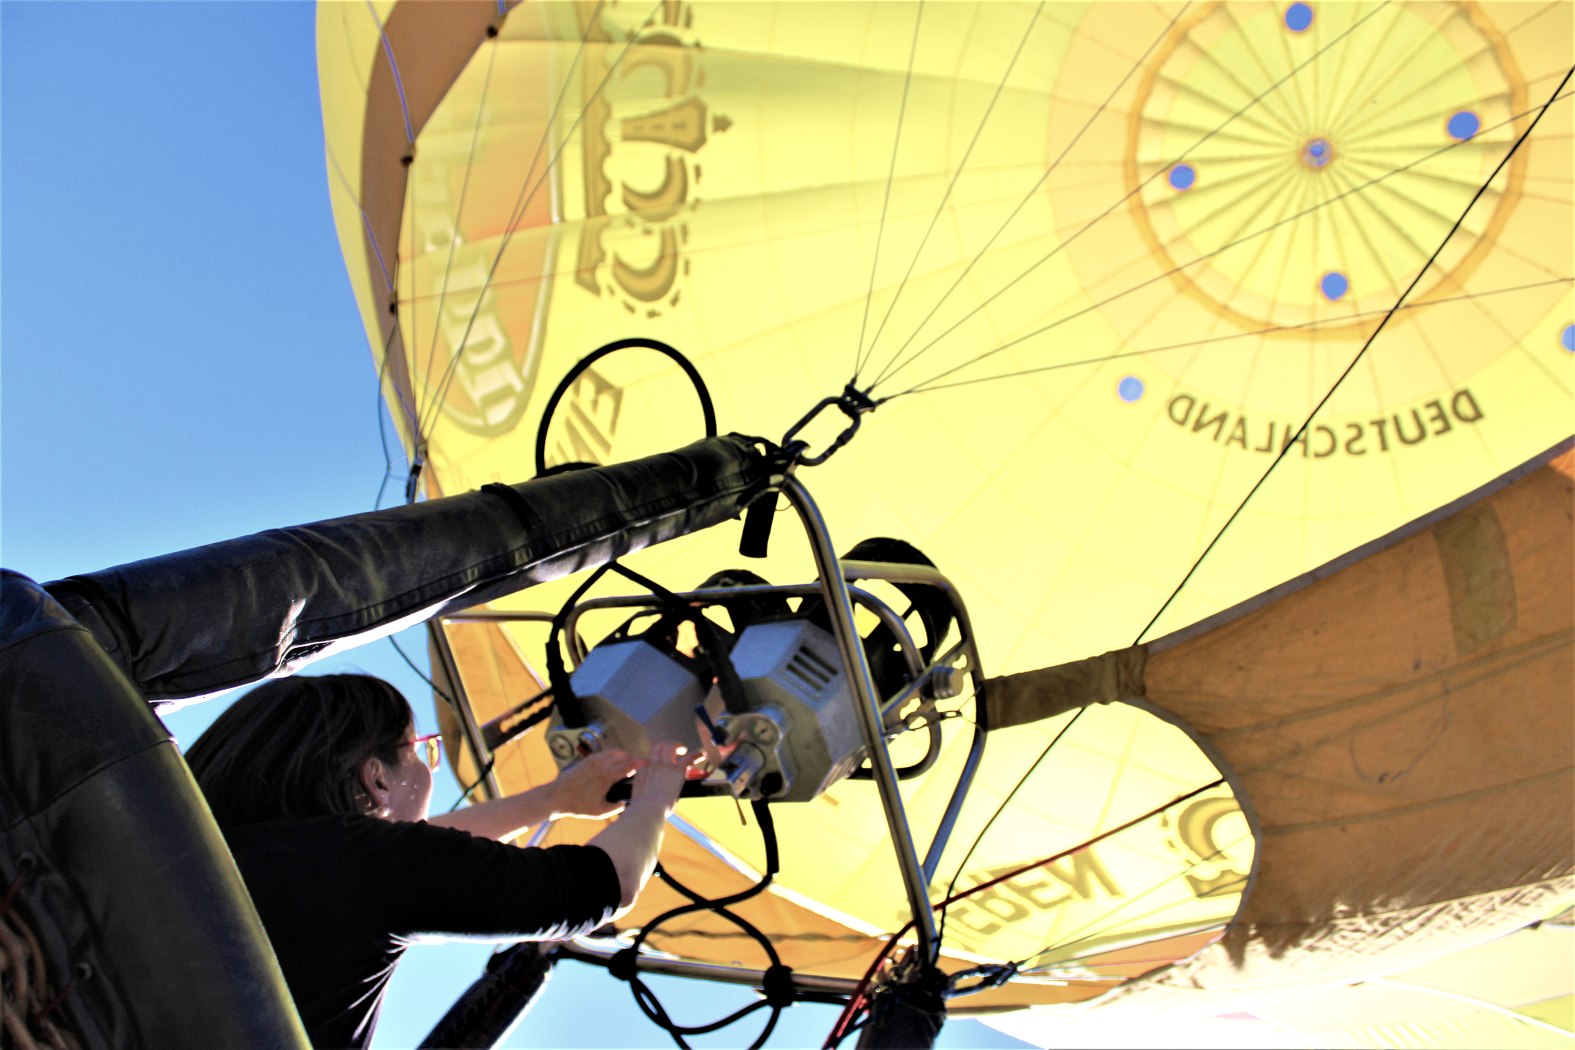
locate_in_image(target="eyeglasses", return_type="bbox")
[410,731,444,771]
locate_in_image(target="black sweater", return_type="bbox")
[222,815,621,1048]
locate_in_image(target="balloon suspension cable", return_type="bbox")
[781,385,880,468]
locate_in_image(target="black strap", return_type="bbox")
[606,563,752,716]
[739,491,778,559]
[479,482,545,534]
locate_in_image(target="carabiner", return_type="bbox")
[780,384,878,467]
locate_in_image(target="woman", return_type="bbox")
[184,673,687,1049]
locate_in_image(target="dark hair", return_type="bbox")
[185,673,413,824]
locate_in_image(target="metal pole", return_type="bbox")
[427,619,504,801]
[557,942,862,998]
[780,475,940,962]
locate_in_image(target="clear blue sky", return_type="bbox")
[0,4,1027,1047]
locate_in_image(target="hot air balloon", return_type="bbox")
[313,1,1572,1046]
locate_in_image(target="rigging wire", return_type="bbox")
[361,0,428,464]
[851,1,1044,389]
[1132,64,1574,647]
[904,274,1575,394]
[372,316,413,511]
[867,2,1392,397]
[997,840,1252,984]
[327,143,397,306]
[887,85,1571,401]
[863,0,1191,394]
[415,0,653,447]
[449,755,497,811]
[946,864,1254,1000]
[414,22,504,426]
[387,632,455,711]
[935,707,1087,948]
[851,1,925,384]
[365,0,416,144]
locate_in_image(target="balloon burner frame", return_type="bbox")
[433,476,988,1042]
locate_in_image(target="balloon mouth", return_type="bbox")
[1299,137,1335,169]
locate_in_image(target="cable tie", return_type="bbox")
[762,964,797,1008]
[609,947,639,983]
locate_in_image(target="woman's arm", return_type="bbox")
[427,750,639,842]
[587,744,690,910]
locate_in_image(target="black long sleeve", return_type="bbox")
[221,816,620,1049]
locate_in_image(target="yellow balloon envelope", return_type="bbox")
[317,0,1572,1028]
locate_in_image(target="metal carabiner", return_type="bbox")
[780,384,878,467]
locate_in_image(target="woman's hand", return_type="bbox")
[589,741,693,910]
[629,742,691,814]
[549,749,640,820]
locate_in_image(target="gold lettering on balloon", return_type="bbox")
[1163,387,1485,457]
[938,852,1122,940]
[545,367,623,468]
[572,4,720,315]
[1163,796,1250,899]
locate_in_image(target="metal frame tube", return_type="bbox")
[440,610,558,624]
[780,475,940,962]
[560,583,922,680]
[557,942,861,998]
[830,563,992,884]
[426,620,504,801]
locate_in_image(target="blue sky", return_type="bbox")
[0,4,1026,1047]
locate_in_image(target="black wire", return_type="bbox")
[617,800,789,1050]
[1133,64,1575,647]
[448,756,496,812]
[388,633,456,711]
[533,338,717,476]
